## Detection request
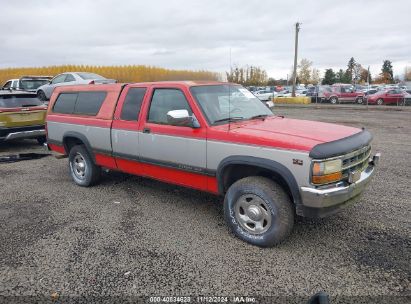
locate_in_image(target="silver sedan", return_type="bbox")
[36,72,115,101]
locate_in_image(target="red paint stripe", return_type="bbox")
[47,115,112,128]
[92,153,219,194]
[95,153,117,169]
[48,143,65,154]
[140,162,209,192]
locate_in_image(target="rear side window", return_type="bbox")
[53,91,106,115]
[53,93,77,113]
[120,88,146,121]
[74,92,106,115]
[0,94,43,108]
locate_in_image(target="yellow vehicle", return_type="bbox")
[0,91,47,144]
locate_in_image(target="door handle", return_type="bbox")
[143,127,151,134]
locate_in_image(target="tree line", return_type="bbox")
[0,65,221,85]
[322,58,395,85]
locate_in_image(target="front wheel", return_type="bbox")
[329,97,338,104]
[68,145,101,187]
[377,98,384,105]
[224,176,294,247]
[356,97,364,104]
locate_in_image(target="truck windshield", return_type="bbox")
[190,85,273,125]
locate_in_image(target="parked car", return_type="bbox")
[1,79,19,90]
[46,81,379,247]
[403,92,411,105]
[322,84,365,104]
[276,88,306,97]
[253,90,276,107]
[0,91,47,144]
[1,76,53,92]
[307,86,332,102]
[363,88,379,96]
[365,89,406,105]
[36,72,115,101]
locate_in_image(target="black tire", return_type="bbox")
[356,97,364,104]
[68,145,101,187]
[37,90,48,102]
[376,98,384,105]
[329,96,338,104]
[37,136,47,145]
[224,176,294,247]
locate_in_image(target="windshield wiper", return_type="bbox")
[213,116,245,123]
[250,114,269,120]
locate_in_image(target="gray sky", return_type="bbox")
[2,0,410,79]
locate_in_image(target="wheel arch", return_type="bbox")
[62,131,96,162]
[329,95,339,102]
[216,156,302,206]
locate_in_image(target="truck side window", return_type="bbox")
[148,89,193,125]
[120,88,147,121]
[53,93,78,114]
[3,81,11,89]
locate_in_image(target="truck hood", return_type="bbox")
[211,116,361,152]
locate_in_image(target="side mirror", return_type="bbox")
[166,109,200,128]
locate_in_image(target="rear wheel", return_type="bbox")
[377,98,384,105]
[37,90,47,102]
[224,176,294,247]
[356,97,364,104]
[68,145,101,187]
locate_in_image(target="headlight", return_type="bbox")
[312,159,342,185]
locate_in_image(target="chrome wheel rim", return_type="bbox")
[377,99,383,105]
[234,194,272,234]
[71,153,87,179]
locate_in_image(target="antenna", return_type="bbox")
[228,47,232,131]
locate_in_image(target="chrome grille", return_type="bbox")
[341,145,371,179]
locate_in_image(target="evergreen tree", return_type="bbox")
[322,69,336,85]
[381,60,394,83]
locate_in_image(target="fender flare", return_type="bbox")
[216,155,302,205]
[62,131,95,162]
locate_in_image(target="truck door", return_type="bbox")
[139,86,208,190]
[111,86,147,175]
[340,86,352,102]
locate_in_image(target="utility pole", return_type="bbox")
[292,22,300,97]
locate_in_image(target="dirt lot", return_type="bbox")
[0,106,410,303]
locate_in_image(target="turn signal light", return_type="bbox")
[312,172,342,185]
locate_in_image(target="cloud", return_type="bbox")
[1,0,410,78]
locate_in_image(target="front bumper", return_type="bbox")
[298,153,380,218]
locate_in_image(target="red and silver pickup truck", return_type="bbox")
[322,84,365,104]
[46,81,380,247]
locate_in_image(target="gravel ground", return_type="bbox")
[0,106,410,303]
